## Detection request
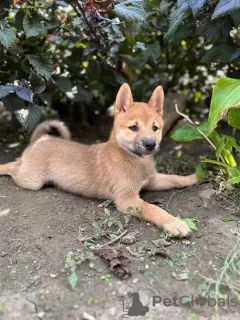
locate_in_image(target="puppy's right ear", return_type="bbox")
[115,83,133,115]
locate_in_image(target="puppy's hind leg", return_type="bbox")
[0,161,18,176]
[1,160,44,191]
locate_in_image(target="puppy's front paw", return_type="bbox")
[189,173,199,185]
[163,218,192,238]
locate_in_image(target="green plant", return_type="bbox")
[180,217,199,231]
[197,240,240,319]
[165,0,240,64]
[64,251,95,289]
[100,273,112,280]
[0,0,147,131]
[65,252,78,289]
[1,0,238,133]
[172,76,240,185]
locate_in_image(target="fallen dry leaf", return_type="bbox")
[93,248,131,279]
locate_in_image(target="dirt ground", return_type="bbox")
[0,119,240,320]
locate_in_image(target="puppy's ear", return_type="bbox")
[115,83,133,114]
[148,86,164,116]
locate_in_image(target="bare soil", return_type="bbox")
[0,120,240,320]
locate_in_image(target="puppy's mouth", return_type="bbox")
[129,144,159,157]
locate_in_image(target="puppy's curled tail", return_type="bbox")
[30,120,71,144]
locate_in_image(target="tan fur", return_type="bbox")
[30,120,71,144]
[0,84,198,237]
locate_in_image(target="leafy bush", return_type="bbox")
[0,0,240,133]
[0,0,148,130]
[172,76,240,185]
[165,0,240,64]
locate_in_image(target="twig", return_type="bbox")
[198,273,240,292]
[166,190,182,211]
[175,104,230,165]
[73,0,101,44]
[125,246,145,258]
[165,184,203,211]
[175,103,216,150]
[97,229,128,249]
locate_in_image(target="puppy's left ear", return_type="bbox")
[148,86,164,116]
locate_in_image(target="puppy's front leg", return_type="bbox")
[145,173,198,191]
[114,191,191,238]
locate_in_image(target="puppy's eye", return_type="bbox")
[152,125,158,132]
[129,125,138,132]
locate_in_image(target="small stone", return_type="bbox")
[196,233,203,238]
[139,257,145,262]
[199,188,215,200]
[182,240,191,245]
[50,273,56,278]
[37,312,45,318]
[121,234,136,245]
[1,251,7,257]
[152,238,171,247]
[108,307,116,316]
[82,312,96,320]
[132,278,139,284]
[199,188,215,207]
[138,267,145,274]
[145,264,149,269]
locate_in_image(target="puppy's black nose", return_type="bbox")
[142,140,156,151]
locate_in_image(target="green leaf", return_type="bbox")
[0,27,16,48]
[212,0,240,20]
[133,41,146,51]
[195,163,208,182]
[23,10,47,38]
[55,77,72,93]
[0,85,17,98]
[228,167,240,185]
[15,9,25,30]
[198,16,232,43]
[68,271,78,289]
[230,10,240,27]
[171,121,210,142]
[210,131,238,167]
[180,218,198,231]
[100,274,112,281]
[227,176,240,185]
[165,9,188,41]
[201,158,232,169]
[114,0,146,22]
[208,77,240,131]
[230,48,240,62]
[228,108,240,129]
[201,44,236,63]
[87,296,94,305]
[29,71,46,94]
[15,104,42,132]
[144,43,161,62]
[26,54,52,80]
[187,0,206,15]
[221,217,234,223]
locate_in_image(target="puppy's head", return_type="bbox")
[113,83,164,157]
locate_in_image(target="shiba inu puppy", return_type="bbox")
[0,84,198,237]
